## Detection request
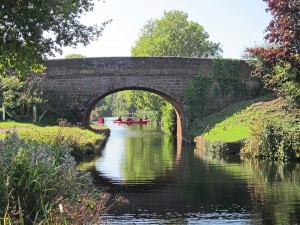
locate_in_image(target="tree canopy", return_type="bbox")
[0,0,110,77]
[246,0,300,104]
[131,10,222,57]
[246,0,299,67]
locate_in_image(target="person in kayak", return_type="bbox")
[117,116,122,121]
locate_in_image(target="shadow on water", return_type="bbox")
[76,117,300,225]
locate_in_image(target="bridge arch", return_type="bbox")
[83,86,185,138]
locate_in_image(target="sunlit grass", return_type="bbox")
[0,121,107,155]
[204,123,251,142]
[0,121,35,129]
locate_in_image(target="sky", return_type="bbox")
[57,0,272,59]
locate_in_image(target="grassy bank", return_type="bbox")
[0,121,109,156]
[193,96,300,160]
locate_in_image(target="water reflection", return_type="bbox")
[76,117,300,224]
[89,117,179,184]
[195,149,300,225]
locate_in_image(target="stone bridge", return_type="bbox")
[40,57,260,138]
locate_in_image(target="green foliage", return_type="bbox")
[0,0,110,77]
[161,103,176,135]
[131,10,222,57]
[263,61,300,105]
[0,132,104,224]
[260,123,300,160]
[65,54,86,59]
[0,75,44,120]
[184,72,213,121]
[212,58,241,89]
[92,94,114,118]
[0,76,24,109]
[243,116,300,161]
[184,59,241,122]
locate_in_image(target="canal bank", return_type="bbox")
[191,96,300,161]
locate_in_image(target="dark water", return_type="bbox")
[77,117,300,225]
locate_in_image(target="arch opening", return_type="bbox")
[83,87,184,138]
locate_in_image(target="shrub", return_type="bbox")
[0,132,127,224]
[260,123,300,160]
[242,119,300,160]
[261,62,300,105]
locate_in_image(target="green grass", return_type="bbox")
[0,121,108,155]
[204,123,251,142]
[191,95,274,141]
[0,121,35,129]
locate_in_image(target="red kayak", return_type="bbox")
[133,120,151,124]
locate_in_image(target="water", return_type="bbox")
[77,117,300,224]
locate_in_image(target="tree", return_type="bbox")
[131,10,222,57]
[247,0,299,66]
[246,0,300,103]
[0,75,43,120]
[0,0,110,77]
[130,10,223,132]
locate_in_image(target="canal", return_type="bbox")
[77,117,300,224]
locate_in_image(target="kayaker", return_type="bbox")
[139,118,143,122]
[144,115,148,120]
[117,116,122,121]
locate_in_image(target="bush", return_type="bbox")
[260,123,300,160]
[242,119,300,160]
[0,132,127,224]
[263,62,300,105]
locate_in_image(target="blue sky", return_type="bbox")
[58,0,272,59]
